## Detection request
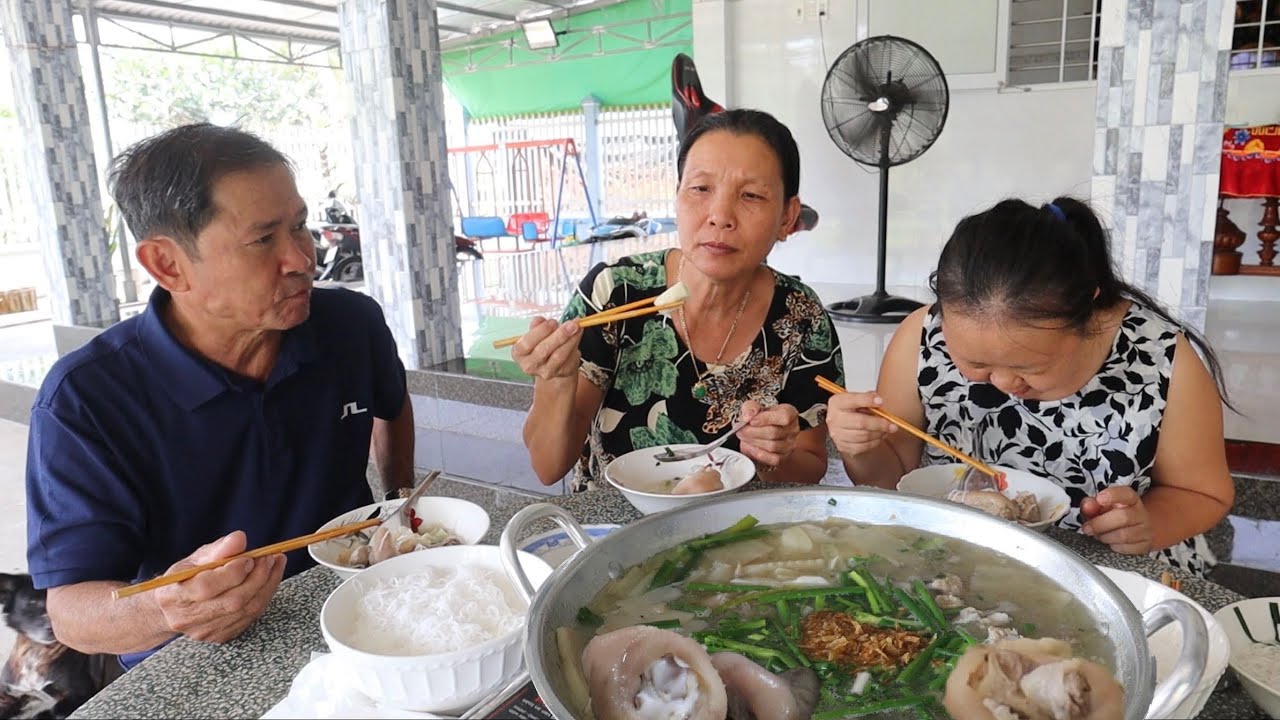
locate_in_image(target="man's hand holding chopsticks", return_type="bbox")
[155,531,286,644]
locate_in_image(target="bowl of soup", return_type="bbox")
[500,487,1209,720]
[604,445,754,515]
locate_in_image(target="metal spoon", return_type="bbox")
[381,469,442,529]
[654,417,750,463]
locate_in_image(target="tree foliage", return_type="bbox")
[100,51,342,131]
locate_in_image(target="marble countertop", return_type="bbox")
[70,477,1267,719]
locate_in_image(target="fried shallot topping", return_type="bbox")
[799,610,929,669]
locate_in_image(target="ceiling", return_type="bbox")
[89,0,633,49]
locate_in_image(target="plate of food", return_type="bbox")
[310,496,491,579]
[897,463,1071,532]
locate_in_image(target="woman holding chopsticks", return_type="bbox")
[824,197,1235,577]
[512,109,844,492]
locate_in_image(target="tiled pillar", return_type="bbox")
[337,0,463,369]
[2,0,119,327]
[1090,0,1235,332]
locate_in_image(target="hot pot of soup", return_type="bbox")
[499,487,1207,720]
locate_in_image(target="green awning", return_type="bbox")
[442,0,691,118]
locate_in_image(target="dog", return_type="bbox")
[0,574,122,719]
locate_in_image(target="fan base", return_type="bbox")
[827,293,923,324]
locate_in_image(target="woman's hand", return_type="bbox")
[1080,486,1153,555]
[511,317,581,382]
[826,391,898,458]
[736,400,800,467]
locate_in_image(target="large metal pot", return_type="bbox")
[500,487,1207,720]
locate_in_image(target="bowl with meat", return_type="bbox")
[605,445,754,515]
[310,497,491,580]
[897,463,1071,532]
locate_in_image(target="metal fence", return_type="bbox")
[458,104,677,223]
[457,110,590,223]
[598,104,678,219]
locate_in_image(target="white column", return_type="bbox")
[2,0,119,327]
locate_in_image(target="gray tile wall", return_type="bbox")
[337,0,463,369]
[2,0,119,327]
[1090,0,1234,332]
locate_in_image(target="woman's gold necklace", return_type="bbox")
[676,256,750,401]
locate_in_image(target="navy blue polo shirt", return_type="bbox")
[26,286,406,667]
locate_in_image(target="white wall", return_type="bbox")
[696,0,1095,294]
[692,0,1280,297]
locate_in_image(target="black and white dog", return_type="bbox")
[0,574,121,719]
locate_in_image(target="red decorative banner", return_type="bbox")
[1221,125,1280,198]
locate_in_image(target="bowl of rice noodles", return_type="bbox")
[320,544,553,713]
[499,488,1211,720]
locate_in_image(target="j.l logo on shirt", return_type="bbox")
[340,402,368,420]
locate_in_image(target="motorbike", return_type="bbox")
[309,190,484,283]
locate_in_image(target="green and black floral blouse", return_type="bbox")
[560,250,845,492]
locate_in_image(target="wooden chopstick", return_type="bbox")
[814,376,1003,481]
[111,518,382,600]
[591,295,658,320]
[492,300,683,349]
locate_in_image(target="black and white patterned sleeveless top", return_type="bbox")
[917,302,1214,576]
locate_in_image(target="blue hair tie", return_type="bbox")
[1044,203,1066,222]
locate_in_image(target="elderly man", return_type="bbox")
[25,124,414,669]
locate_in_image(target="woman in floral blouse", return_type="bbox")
[511,109,844,491]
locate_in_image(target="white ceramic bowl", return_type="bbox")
[605,445,754,515]
[1097,567,1231,719]
[896,463,1071,532]
[310,497,491,580]
[1212,597,1280,718]
[320,544,553,713]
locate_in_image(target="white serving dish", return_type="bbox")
[519,523,620,569]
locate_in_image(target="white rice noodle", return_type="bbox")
[851,672,872,695]
[350,566,525,656]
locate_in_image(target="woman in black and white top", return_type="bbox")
[826,197,1235,576]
